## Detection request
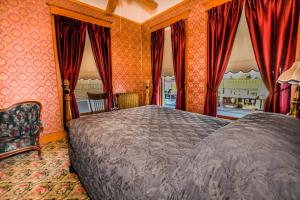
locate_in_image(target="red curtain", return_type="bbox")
[55,15,86,119]
[87,23,113,110]
[171,20,186,110]
[204,0,244,116]
[151,29,165,105]
[245,0,300,114]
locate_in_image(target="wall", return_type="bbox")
[0,0,63,134]
[0,0,146,135]
[142,0,207,113]
[111,16,149,103]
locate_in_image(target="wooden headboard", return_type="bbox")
[62,79,150,131]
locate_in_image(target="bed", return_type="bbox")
[68,105,300,200]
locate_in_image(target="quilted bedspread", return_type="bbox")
[162,112,300,200]
[69,106,300,200]
[69,106,229,199]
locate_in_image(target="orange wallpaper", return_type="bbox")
[0,0,63,134]
[142,0,207,113]
[0,0,148,135]
[111,18,149,104]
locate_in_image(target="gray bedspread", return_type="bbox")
[164,112,300,200]
[69,106,300,200]
[69,106,229,199]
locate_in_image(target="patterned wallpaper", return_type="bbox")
[111,19,150,104]
[0,0,150,135]
[0,0,63,134]
[142,0,207,113]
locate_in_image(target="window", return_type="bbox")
[74,31,103,114]
[161,27,176,108]
[217,8,268,118]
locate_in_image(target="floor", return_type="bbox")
[217,107,253,118]
[0,140,89,199]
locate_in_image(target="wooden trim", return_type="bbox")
[217,115,238,120]
[40,131,66,144]
[0,101,43,160]
[204,0,232,10]
[49,5,112,27]
[0,146,41,160]
[51,15,64,131]
[0,101,42,112]
[150,10,190,32]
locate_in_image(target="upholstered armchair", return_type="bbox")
[0,101,43,159]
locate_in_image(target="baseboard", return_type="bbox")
[40,131,66,144]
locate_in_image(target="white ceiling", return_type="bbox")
[78,0,184,23]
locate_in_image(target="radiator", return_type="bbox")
[116,92,139,109]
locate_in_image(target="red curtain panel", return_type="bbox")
[151,29,165,105]
[171,20,186,110]
[204,0,244,116]
[87,24,113,110]
[55,15,87,119]
[245,0,300,114]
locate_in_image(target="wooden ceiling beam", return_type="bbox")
[106,0,118,15]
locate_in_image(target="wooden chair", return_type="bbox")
[87,92,109,113]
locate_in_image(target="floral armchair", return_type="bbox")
[0,101,43,159]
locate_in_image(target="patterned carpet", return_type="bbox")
[0,140,89,199]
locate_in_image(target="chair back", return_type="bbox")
[87,92,108,113]
[0,101,43,158]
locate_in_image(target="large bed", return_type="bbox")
[69,105,300,200]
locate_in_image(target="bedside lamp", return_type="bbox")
[278,61,300,118]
